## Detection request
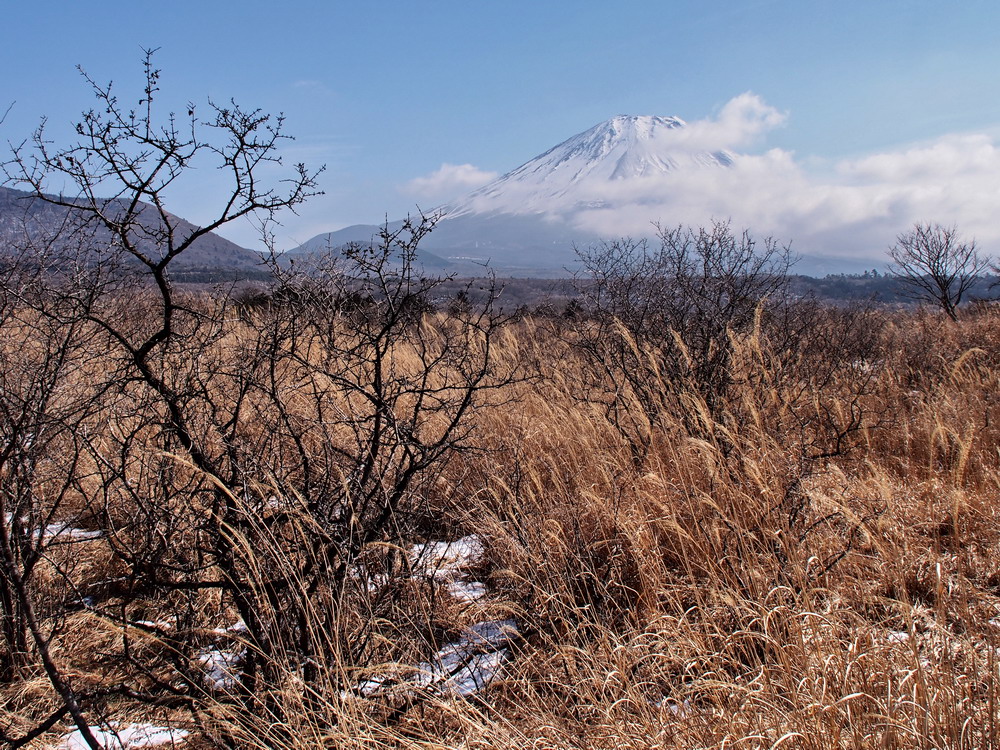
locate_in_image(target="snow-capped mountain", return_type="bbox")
[293,114,738,273]
[447,115,733,218]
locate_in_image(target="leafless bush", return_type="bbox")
[573,220,795,454]
[0,51,519,747]
[888,222,989,321]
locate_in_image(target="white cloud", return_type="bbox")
[402,163,498,204]
[566,118,1000,262]
[665,92,788,152]
[302,94,1000,265]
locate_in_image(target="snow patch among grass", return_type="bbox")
[58,723,188,749]
[349,618,518,699]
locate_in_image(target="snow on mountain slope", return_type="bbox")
[446,115,733,218]
[293,114,739,273]
[294,109,884,275]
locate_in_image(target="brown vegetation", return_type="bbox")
[4,53,1000,750]
[2,286,1000,748]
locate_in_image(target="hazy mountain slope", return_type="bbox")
[295,115,872,275]
[295,115,735,273]
[287,219,458,273]
[0,186,264,272]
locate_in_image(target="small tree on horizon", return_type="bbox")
[887,222,988,321]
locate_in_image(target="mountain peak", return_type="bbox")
[295,113,739,273]
[447,114,732,218]
[556,115,691,176]
[605,114,686,136]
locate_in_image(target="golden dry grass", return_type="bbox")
[5,303,1000,749]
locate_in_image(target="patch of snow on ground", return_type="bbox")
[350,618,518,699]
[409,535,484,579]
[211,620,248,636]
[197,648,243,690]
[436,648,509,697]
[42,524,104,541]
[352,677,390,697]
[59,723,189,749]
[264,494,297,510]
[409,535,488,603]
[425,619,517,695]
[131,620,174,632]
[4,514,103,543]
[446,580,487,603]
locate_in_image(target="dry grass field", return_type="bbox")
[3,289,1000,749]
[4,52,998,750]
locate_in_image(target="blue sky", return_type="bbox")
[3,1,1000,257]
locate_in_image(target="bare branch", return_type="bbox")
[887,222,989,321]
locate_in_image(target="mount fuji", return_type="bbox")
[446,115,733,218]
[294,115,734,273]
[292,115,863,276]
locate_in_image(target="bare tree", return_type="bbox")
[0,262,105,749]
[887,222,988,321]
[1,51,519,745]
[573,220,795,455]
[0,49,321,748]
